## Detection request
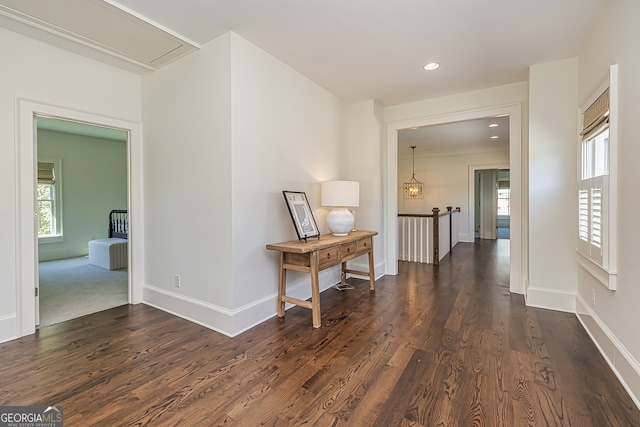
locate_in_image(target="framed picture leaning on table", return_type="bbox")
[282,190,320,241]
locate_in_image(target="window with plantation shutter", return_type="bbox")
[577,65,617,290]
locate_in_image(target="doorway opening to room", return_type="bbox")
[35,116,129,327]
[16,99,142,338]
[474,168,510,240]
[396,115,509,265]
[386,103,522,294]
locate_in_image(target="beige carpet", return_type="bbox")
[38,256,128,327]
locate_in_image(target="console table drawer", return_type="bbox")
[318,247,340,269]
[356,237,373,255]
[340,241,358,260]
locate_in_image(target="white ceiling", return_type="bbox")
[398,115,510,157]
[0,0,608,107]
[1,0,607,149]
[110,0,608,106]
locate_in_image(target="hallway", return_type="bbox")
[0,240,637,425]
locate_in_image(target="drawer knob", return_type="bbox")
[327,253,331,259]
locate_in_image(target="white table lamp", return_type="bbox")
[321,181,359,236]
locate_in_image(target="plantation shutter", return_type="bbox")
[590,186,602,249]
[578,188,589,243]
[38,162,55,184]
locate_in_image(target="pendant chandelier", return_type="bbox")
[403,146,424,199]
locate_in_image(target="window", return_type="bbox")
[497,175,510,217]
[578,126,608,265]
[37,160,63,241]
[577,65,617,290]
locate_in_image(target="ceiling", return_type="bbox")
[398,115,510,157]
[1,1,607,149]
[0,0,608,107]
[110,0,608,106]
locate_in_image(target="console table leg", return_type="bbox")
[277,253,286,318]
[310,251,321,328]
[368,249,375,291]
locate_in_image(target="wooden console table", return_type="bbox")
[266,230,377,328]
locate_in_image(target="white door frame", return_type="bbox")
[16,99,144,337]
[385,103,523,294]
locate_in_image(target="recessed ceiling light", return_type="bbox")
[490,136,499,139]
[489,123,498,128]
[423,62,440,71]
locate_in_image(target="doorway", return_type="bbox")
[385,103,523,294]
[16,99,144,338]
[496,170,511,239]
[36,116,129,327]
[474,168,511,240]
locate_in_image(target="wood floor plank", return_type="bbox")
[1,239,638,425]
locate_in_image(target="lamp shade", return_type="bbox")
[321,181,359,207]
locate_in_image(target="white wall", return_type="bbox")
[0,27,141,342]
[141,33,235,333]
[229,33,348,332]
[576,0,640,407]
[526,58,579,312]
[141,32,350,336]
[347,100,385,275]
[397,149,509,242]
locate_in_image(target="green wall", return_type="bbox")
[37,129,127,261]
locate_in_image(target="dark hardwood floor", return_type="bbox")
[1,239,638,426]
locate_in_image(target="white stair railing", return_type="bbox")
[398,207,461,265]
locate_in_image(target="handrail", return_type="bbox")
[398,213,434,218]
[398,206,461,265]
[398,207,460,218]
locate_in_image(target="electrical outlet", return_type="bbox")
[591,288,596,306]
[174,274,181,288]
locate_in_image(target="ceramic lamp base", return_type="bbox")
[326,207,354,236]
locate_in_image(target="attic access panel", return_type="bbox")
[0,0,197,69]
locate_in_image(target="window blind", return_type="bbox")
[581,88,610,139]
[497,180,510,190]
[37,162,55,184]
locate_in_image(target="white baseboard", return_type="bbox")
[525,286,575,312]
[142,265,345,337]
[576,295,640,411]
[0,313,18,344]
[458,233,473,243]
[143,285,235,337]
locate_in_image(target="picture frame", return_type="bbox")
[282,191,320,241]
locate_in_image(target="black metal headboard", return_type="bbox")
[109,210,128,239]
